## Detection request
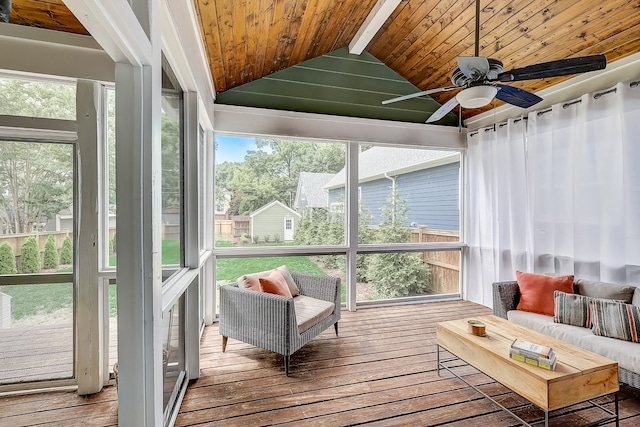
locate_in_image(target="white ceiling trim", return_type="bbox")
[214,104,466,149]
[63,0,152,66]
[161,0,216,127]
[0,24,114,81]
[464,51,640,130]
[349,0,402,55]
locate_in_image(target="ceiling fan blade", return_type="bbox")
[496,54,607,82]
[495,84,543,109]
[457,56,490,79]
[426,96,459,123]
[382,86,457,105]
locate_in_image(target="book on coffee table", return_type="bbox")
[510,338,557,370]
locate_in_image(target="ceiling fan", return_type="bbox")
[382,0,607,124]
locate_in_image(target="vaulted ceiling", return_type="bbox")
[6,0,640,122]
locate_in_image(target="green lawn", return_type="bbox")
[2,240,345,322]
[109,239,180,266]
[0,283,73,321]
[216,256,326,282]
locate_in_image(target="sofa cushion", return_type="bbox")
[508,309,640,374]
[591,298,640,342]
[576,278,635,303]
[553,291,591,328]
[293,295,335,333]
[633,287,640,307]
[259,270,292,298]
[237,265,300,296]
[516,271,574,316]
[580,333,640,374]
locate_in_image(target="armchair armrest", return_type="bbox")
[219,284,295,354]
[492,281,519,319]
[291,271,341,306]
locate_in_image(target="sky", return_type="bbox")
[215,135,256,163]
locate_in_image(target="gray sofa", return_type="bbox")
[493,278,640,389]
[219,271,341,376]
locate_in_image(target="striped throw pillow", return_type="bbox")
[590,298,640,342]
[554,291,591,327]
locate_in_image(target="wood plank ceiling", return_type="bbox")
[6,0,640,121]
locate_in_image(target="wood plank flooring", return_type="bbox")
[1,300,640,426]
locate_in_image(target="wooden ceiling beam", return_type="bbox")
[349,0,402,54]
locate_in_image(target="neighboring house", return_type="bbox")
[250,200,301,242]
[215,190,232,220]
[293,172,334,217]
[162,207,180,225]
[323,146,460,231]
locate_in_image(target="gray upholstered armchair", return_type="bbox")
[219,271,341,375]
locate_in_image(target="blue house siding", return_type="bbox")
[398,162,459,231]
[359,179,391,222]
[328,188,344,206]
[358,162,459,231]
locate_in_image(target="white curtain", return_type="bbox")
[466,80,640,307]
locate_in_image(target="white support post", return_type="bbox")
[75,80,105,394]
[184,91,201,379]
[204,129,216,325]
[115,62,163,426]
[346,143,359,312]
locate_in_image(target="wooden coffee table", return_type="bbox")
[436,315,619,426]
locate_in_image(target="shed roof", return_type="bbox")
[250,200,301,218]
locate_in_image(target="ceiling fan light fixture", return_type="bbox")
[456,85,498,108]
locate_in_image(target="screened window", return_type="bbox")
[214,135,346,247]
[161,58,184,274]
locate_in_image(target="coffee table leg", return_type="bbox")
[615,392,619,427]
[437,344,441,376]
[544,410,549,427]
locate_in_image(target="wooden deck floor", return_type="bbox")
[1,300,640,426]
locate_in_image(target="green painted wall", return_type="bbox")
[216,48,458,126]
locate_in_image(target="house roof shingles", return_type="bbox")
[294,172,334,209]
[324,146,459,189]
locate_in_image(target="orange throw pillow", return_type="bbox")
[516,271,574,316]
[258,270,292,297]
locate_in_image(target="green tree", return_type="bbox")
[109,233,116,255]
[0,77,75,119]
[366,191,430,298]
[43,235,59,269]
[161,115,181,209]
[0,242,17,274]
[60,236,73,264]
[19,237,41,274]
[0,142,73,234]
[106,88,116,207]
[218,139,345,215]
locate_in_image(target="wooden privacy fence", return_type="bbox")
[410,227,460,294]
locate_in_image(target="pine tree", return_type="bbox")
[43,235,59,269]
[19,237,41,273]
[0,242,17,274]
[59,236,72,264]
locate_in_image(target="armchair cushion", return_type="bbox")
[294,295,334,333]
[259,271,292,297]
[237,265,300,296]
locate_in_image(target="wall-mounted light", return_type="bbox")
[0,0,10,23]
